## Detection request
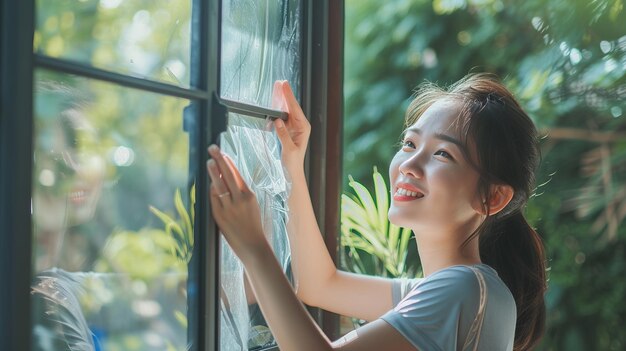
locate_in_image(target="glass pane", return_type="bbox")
[219,113,292,351]
[31,69,195,351]
[34,0,192,87]
[221,0,302,108]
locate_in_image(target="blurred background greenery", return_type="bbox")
[342,0,626,350]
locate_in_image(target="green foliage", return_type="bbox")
[341,167,417,278]
[96,228,185,281]
[149,185,195,264]
[345,0,626,349]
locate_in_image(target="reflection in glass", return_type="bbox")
[219,114,292,351]
[31,70,193,350]
[34,0,192,86]
[221,0,302,108]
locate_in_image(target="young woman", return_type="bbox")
[207,73,547,351]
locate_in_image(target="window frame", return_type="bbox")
[0,0,343,350]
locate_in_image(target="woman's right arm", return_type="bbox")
[273,81,395,321]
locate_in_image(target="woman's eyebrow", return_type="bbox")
[405,127,465,150]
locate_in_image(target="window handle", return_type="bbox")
[220,97,288,121]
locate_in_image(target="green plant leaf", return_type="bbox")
[149,206,176,227]
[388,218,401,256]
[373,167,390,236]
[341,194,372,227]
[349,176,380,229]
[174,310,188,328]
[174,188,192,239]
[341,170,416,278]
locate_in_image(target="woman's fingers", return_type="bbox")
[271,80,287,112]
[274,118,294,149]
[281,81,305,120]
[207,159,231,203]
[223,154,250,193]
[208,145,253,199]
[208,145,239,195]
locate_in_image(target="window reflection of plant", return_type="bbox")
[89,185,195,348]
[149,184,195,264]
[341,167,417,278]
[149,185,195,339]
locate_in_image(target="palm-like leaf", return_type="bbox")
[341,167,416,277]
[150,184,196,263]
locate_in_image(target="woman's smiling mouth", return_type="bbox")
[393,184,425,201]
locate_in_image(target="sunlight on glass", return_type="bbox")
[145,331,165,348]
[38,169,56,187]
[100,0,123,10]
[165,59,186,84]
[112,146,135,167]
[131,299,161,318]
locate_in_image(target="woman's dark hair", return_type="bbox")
[405,73,547,351]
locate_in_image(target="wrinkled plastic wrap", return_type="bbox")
[219,114,292,350]
[221,0,302,108]
[219,0,301,350]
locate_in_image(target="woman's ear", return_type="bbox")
[478,184,514,216]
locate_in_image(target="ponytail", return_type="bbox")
[480,211,546,351]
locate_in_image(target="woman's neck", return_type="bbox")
[417,240,481,277]
[414,221,482,277]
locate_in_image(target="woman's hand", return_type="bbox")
[207,145,269,260]
[272,81,311,174]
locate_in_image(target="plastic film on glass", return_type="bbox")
[218,113,292,351]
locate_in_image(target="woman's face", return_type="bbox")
[33,114,105,230]
[388,99,483,236]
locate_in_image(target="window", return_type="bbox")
[0,1,343,350]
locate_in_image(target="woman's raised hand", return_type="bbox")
[207,145,268,260]
[272,80,311,174]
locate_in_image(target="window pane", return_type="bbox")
[34,0,192,87]
[221,0,302,108]
[219,113,292,351]
[31,69,195,351]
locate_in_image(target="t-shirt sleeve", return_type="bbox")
[391,277,422,306]
[381,267,481,351]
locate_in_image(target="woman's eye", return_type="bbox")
[434,150,454,160]
[402,140,415,149]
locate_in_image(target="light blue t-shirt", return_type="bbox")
[381,264,516,351]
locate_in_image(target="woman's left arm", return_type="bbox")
[207,146,416,351]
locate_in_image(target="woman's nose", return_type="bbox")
[398,151,425,179]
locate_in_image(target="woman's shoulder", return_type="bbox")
[384,264,515,351]
[411,264,513,306]
[420,264,484,291]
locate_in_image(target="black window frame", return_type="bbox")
[0,0,343,350]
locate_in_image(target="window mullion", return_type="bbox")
[0,0,35,350]
[303,0,343,340]
[194,0,222,350]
